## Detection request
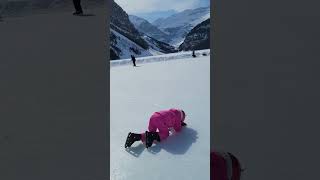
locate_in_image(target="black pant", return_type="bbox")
[73,0,83,12]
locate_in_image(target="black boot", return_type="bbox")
[73,0,83,15]
[145,131,160,148]
[125,132,141,148]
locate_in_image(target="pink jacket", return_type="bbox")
[152,108,185,132]
[142,108,186,142]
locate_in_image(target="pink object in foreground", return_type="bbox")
[211,151,243,180]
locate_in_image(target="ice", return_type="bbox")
[110,49,210,67]
[110,52,210,180]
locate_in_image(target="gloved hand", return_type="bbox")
[181,122,187,126]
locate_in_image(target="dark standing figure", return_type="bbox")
[131,55,137,67]
[73,0,83,15]
[192,50,196,58]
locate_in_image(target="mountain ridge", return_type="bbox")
[179,18,210,51]
[110,1,176,60]
[129,15,171,43]
[151,6,210,46]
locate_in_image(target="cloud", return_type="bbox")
[115,0,208,14]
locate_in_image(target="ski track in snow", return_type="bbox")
[110,54,210,180]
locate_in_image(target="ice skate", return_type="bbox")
[145,131,160,148]
[125,132,142,148]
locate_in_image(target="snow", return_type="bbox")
[142,36,165,54]
[110,53,210,180]
[148,48,165,56]
[172,37,186,48]
[154,7,210,30]
[111,29,153,59]
[150,6,210,47]
[129,15,145,27]
[111,29,168,60]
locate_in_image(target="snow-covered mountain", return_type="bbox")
[110,29,152,60]
[110,1,150,60]
[134,9,178,23]
[110,1,176,60]
[179,18,210,51]
[142,35,176,54]
[129,15,171,43]
[152,6,210,47]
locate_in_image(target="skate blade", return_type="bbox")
[125,132,132,148]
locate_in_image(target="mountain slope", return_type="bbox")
[129,15,171,43]
[111,1,148,49]
[179,19,210,51]
[110,1,177,60]
[110,29,153,60]
[135,9,178,23]
[110,1,150,60]
[152,6,210,46]
[142,35,177,54]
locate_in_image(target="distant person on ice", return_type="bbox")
[73,0,83,15]
[192,50,197,58]
[131,55,137,67]
[125,108,187,148]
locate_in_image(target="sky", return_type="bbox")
[115,0,210,14]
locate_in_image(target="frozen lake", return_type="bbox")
[110,54,211,180]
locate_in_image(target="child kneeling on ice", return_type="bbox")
[125,108,187,148]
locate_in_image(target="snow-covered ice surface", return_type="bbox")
[111,49,210,67]
[110,54,210,180]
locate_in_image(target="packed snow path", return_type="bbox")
[110,55,210,180]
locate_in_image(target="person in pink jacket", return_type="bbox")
[125,108,187,148]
